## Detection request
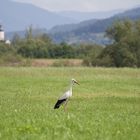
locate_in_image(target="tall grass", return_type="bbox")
[0,67,140,139]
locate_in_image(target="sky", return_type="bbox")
[13,0,140,12]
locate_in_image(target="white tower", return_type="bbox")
[0,25,5,41]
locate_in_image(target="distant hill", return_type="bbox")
[0,0,76,31]
[56,9,124,22]
[49,19,98,34]
[1,0,126,32]
[49,9,125,34]
[74,7,140,34]
[49,7,140,45]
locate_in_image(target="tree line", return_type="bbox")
[0,20,140,67]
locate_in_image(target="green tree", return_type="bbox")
[100,20,140,67]
[106,20,132,43]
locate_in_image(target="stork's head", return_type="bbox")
[71,78,79,85]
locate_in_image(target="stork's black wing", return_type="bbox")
[54,99,67,109]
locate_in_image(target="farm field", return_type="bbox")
[0,67,140,140]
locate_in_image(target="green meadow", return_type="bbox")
[0,67,140,140]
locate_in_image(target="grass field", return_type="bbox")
[0,67,140,140]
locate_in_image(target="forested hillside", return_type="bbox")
[50,7,140,44]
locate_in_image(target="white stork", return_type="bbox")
[54,79,79,111]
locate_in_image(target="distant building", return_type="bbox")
[0,24,11,45]
[5,40,11,45]
[0,24,5,41]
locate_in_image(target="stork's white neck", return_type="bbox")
[69,81,73,92]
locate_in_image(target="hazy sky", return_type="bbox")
[13,0,140,12]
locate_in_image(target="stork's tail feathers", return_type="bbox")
[54,99,66,109]
[54,105,60,109]
[54,103,60,109]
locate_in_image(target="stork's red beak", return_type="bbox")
[74,81,79,85]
